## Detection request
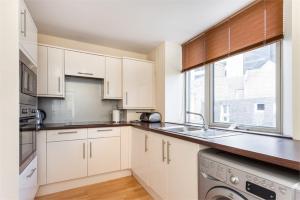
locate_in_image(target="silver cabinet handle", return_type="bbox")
[78,72,94,76]
[107,81,109,95]
[145,135,148,152]
[97,129,112,132]
[58,77,61,93]
[20,10,26,36]
[167,141,171,164]
[26,168,36,178]
[162,140,166,162]
[125,92,128,105]
[90,142,92,158]
[58,131,77,135]
[83,142,86,159]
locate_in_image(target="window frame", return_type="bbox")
[185,41,282,134]
[184,67,207,125]
[209,41,282,134]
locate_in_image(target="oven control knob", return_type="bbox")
[230,175,239,185]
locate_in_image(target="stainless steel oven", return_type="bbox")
[19,62,37,173]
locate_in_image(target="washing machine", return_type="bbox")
[199,149,300,200]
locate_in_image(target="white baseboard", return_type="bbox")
[132,172,162,200]
[36,169,132,197]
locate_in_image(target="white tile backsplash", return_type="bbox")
[38,76,119,123]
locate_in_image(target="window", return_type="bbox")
[185,67,205,124]
[185,42,281,134]
[212,42,281,132]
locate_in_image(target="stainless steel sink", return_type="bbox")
[157,125,241,139]
[158,126,202,133]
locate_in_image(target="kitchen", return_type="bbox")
[1,0,300,200]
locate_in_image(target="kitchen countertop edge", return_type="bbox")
[38,122,300,171]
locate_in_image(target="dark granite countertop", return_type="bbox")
[38,121,300,171]
[37,121,131,130]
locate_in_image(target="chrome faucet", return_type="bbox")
[186,111,208,131]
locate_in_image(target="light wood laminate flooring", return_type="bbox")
[35,176,153,200]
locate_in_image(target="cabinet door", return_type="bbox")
[147,132,168,200]
[121,127,131,170]
[47,140,87,184]
[104,57,122,99]
[47,47,64,96]
[166,137,200,200]
[131,128,149,184]
[123,59,155,109]
[19,157,38,200]
[88,137,121,176]
[37,46,48,96]
[19,0,37,66]
[65,50,105,79]
[37,131,47,186]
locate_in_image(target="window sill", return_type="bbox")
[209,126,292,139]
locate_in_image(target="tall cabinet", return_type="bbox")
[37,45,65,97]
[121,58,155,109]
[19,0,38,66]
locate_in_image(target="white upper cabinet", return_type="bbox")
[104,57,122,99]
[48,48,65,96]
[122,58,155,109]
[37,45,65,97]
[19,0,38,66]
[65,50,105,79]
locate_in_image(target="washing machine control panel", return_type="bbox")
[200,157,294,200]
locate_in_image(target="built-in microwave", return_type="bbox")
[20,62,37,97]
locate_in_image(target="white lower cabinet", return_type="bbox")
[47,139,88,184]
[131,128,149,185]
[40,127,126,185]
[19,157,38,200]
[166,136,200,200]
[131,128,201,200]
[147,132,168,199]
[88,137,121,176]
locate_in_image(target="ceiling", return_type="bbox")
[26,0,254,54]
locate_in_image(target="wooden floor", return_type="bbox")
[35,176,153,200]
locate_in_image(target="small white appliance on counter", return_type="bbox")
[139,112,161,123]
[112,109,121,123]
[199,149,300,200]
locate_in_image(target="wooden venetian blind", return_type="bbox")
[182,0,283,72]
[229,1,265,54]
[265,0,284,41]
[206,21,230,63]
[182,36,206,70]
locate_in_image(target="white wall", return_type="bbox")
[292,0,300,140]
[148,43,166,120]
[282,0,293,137]
[0,0,20,199]
[38,34,148,60]
[164,42,185,123]
[149,42,184,123]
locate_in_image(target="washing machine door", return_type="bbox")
[206,186,248,200]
